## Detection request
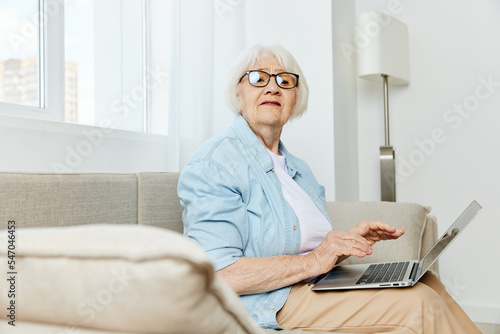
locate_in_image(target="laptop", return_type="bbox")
[312,200,482,291]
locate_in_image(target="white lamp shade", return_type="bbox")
[357,11,410,85]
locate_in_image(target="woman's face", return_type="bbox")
[237,54,297,131]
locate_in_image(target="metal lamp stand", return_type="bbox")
[380,74,396,202]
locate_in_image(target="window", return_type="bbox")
[0,1,41,108]
[0,0,170,135]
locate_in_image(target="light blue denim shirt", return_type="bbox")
[177,115,332,329]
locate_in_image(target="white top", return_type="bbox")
[268,150,332,254]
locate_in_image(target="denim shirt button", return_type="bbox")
[292,225,297,230]
[269,306,275,310]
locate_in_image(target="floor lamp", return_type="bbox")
[357,11,410,202]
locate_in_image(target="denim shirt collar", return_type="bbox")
[232,115,301,178]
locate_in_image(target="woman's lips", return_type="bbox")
[260,101,281,106]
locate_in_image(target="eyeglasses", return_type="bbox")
[238,70,299,89]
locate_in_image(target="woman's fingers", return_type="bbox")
[325,230,372,256]
[311,223,405,275]
[370,221,404,238]
[352,221,405,241]
[309,231,374,275]
[346,234,372,254]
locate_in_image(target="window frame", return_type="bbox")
[0,0,65,122]
[0,0,159,134]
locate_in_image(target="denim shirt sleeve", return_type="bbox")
[178,159,247,271]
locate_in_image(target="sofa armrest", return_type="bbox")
[0,225,264,334]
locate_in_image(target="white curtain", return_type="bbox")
[153,0,246,171]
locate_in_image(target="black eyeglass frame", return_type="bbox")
[238,70,299,89]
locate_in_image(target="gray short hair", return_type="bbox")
[224,45,309,119]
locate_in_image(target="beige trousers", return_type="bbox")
[276,272,480,333]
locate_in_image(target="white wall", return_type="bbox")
[333,0,500,324]
[0,115,172,172]
[332,0,360,201]
[244,0,336,201]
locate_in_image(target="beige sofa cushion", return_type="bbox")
[137,172,184,234]
[327,202,430,265]
[0,225,263,334]
[0,173,138,228]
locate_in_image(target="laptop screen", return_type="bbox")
[415,200,482,281]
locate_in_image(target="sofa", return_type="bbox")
[0,172,438,334]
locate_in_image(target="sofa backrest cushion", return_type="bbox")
[137,172,184,234]
[0,173,138,229]
[327,201,430,264]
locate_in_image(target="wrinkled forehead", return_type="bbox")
[249,52,287,72]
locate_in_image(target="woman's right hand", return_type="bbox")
[307,230,373,276]
[218,230,373,295]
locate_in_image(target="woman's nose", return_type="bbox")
[265,77,281,94]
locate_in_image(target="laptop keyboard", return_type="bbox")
[356,261,410,285]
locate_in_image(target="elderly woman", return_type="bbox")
[177,45,480,333]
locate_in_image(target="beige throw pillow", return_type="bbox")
[0,224,263,334]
